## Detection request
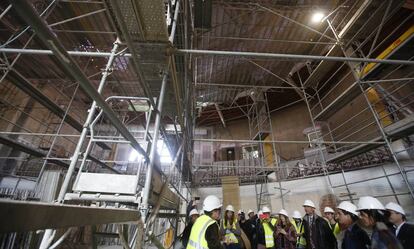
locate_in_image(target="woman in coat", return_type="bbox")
[274,209,297,249]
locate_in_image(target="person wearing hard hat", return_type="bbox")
[323,206,340,236]
[237,209,253,248]
[237,209,246,224]
[274,209,297,249]
[336,201,370,249]
[302,200,336,249]
[257,206,277,249]
[356,196,402,249]
[248,210,255,219]
[323,207,336,230]
[220,205,242,249]
[187,195,224,249]
[246,209,258,249]
[182,209,200,248]
[385,202,414,249]
[291,210,306,249]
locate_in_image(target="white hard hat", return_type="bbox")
[189,209,199,217]
[247,209,254,215]
[303,200,316,208]
[203,195,222,212]
[356,196,385,211]
[337,201,359,216]
[324,207,335,213]
[237,209,244,215]
[278,209,289,217]
[226,205,235,212]
[292,210,302,219]
[262,206,271,213]
[385,202,405,215]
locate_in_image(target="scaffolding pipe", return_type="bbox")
[298,74,335,194]
[12,0,148,160]
[55,39,121,202]
[141,73,168,220]
[333,169,414,188]
[2,47,414,66]
[326,19,414,202]
[176,49,414,65]
[193,138,385,144]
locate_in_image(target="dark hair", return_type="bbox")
[277,214,292,228]
[224,210,235,227]
[205,208,220,217]
[342,209,359,222]
[360,209,387,223]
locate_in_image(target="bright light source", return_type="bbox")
[128,141,172,164]
[157,140,172,164]
[311,12,324,23]
[128,149,142,162]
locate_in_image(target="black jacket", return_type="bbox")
[342,223,370,249]
[181,222,194,248]
[240,219,255,244]
[206,222,224,249]
[397,222,414,249]
[303,215,337,249]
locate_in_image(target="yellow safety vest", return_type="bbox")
[222,219,239,244]
[333,223,340,237]
[187,215,217,249]
[263,218,277,248]
[291,219,306,247]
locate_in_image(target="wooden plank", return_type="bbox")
[221,176,240,211]
[0,200,140,233]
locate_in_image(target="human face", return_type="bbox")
[248,213,255,219]
[325,212,334,221]
[359,211,375,227]
[212,209,221,220]
[304,206,314,215]
[279,214,286,224]
[337,209,352,227]
[388,210,403,225]
[226,211,234,219]
[191,214,199,223]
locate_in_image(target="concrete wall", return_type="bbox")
[191,161,414,221]
[270,104,310,160]
[203,103,311,161]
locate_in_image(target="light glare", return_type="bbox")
[128,140,172,164]
[311,12,324,23]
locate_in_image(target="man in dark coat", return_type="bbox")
[386,202,414,249]
[302,200,337,249]
[337,201,370,249]
[181,209,200,247]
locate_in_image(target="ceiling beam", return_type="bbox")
[6,69,111,151]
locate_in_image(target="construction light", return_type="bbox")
[311,12,325,23]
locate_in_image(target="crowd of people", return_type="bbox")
[178,195,413,249]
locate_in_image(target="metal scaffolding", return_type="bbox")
[1,0,414,248]
[1,0,188,248]
[189,0,414,207]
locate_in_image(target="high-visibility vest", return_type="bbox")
[187,215,217,249]
[222,219,239,244]
[333,223,340,237]
[262,218,277,248]
[291,219,306,247]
